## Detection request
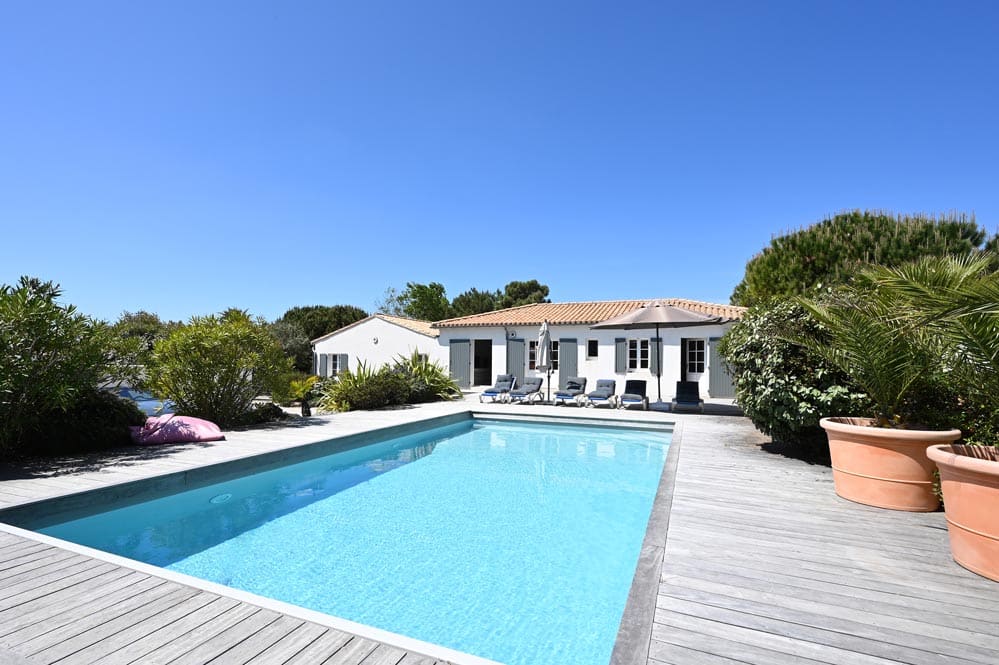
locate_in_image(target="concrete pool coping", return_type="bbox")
[0,405,678,665]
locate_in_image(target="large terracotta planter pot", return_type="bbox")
[820,417,961,512]
[927,444,999,582]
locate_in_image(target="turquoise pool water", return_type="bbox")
[38,418,670,665]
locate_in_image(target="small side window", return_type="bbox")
[586,339,599,359]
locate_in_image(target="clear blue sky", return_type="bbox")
[2,1,997,322]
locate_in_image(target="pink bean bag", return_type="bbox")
[130,414,225,445]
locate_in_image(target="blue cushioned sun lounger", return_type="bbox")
[553,377,587,406]
[508,376,544,404]
[479,374,516,403]
[584,379,617,408]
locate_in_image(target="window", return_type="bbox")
[317,352,348,378]
[529,340,558,369]
[687,339,705,374]
[628,339,649,370]
[586,339,599,359]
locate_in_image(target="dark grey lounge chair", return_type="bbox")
[479,374,516,403]
[508,376,544,404]
[553,377,587,406]
[584,379,617,407]
[672,380,703,413]
[618,380,649,410]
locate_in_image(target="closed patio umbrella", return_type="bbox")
[591,300,721,405]
[536,320,552,402]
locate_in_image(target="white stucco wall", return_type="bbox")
[313,317,447,374]
[436,322,736,399]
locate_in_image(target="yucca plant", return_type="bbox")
[392,350,461,402]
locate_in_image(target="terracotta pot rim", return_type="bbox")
[928,444,999,475]
[820,417,962,441]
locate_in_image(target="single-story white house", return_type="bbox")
[311,314,447,377]
[432,299,746,400]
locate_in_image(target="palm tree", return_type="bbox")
[864,254,999,425]
[795,275,939,427]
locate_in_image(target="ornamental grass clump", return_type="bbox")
[315,352,460,413]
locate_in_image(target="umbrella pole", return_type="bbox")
[656,323,662,402]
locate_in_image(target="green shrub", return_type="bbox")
[316,363,411,412]
[0,277,137,458]
[392,350,461,403]
[147,310,291,427]
[25,389,146,458]
[718,300,871,452]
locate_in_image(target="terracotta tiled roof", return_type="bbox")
[312,314,438,343]
[433,299,746,328]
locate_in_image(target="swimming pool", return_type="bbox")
[15,416,671,665]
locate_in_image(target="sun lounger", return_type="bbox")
[553,377,587,406]
[479,374,516,403]
[583,379,617,407]
[508,376,544,404]
[618,379,649,410]
[672,380,704,413]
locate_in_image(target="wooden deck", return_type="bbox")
[1,398,997,664]
[0,530,442,664]
[649,416,999,665]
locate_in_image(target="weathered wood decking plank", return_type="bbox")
[35,591,220,664]
[19,586,199,661]
[135,604,262,665]
[239,621,330,664]
[279,627,355,665]
[78,596,242,665]
[202,614,305,664]
[321,635,380,664]
[162,606,284,664]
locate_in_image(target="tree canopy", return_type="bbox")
[450,287,499,317]
[378,279,552,321]
[730,210,992,307]
[276,304,368,341]
[398,282,453,321]
[497,279,550,309]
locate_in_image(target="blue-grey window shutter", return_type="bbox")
[338,354,349,374]
[319,354,328,377]
[615,338,627,373]
[313,352,318,375]
[650,337,662,377]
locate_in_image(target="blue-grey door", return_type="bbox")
[558,338,578,389]
[708,337,736,398]
[506,338,526,387]
[449,339,471,388]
